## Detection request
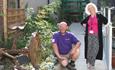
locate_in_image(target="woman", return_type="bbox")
[81,3,108,70]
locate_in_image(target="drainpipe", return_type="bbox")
[103,8,106,17]
[108,8,112,70]
[107,7,115,70]
[48,0,50,4]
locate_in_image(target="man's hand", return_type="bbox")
[76,42,81,49]
[58,56,67,60]
[70,42,80,56]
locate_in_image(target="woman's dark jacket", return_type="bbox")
[81,13,108,60]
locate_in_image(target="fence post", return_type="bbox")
[3,0,7,42]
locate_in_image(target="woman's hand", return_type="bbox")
[83,24,86,28]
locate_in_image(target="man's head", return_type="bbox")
[58,22,68,34]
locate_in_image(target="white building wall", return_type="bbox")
[90,0,98,5]
[24,0,49,12]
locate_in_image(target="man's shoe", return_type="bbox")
[69,62,75,67]
[66,63,76,70]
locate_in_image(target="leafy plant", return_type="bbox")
[15,0,61,63]
[4,0,61,65]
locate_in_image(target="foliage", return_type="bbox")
[5,37,13,49]
[20,0,61,48]
[2,58,14,70]
[2,1,61,68]
[14,0,61,63]
[0,13,4,16]
[0,35,4,46]
[37,0,61,31]
[38,47,53,63]
[0,0,62,70]
[39,55,57,70]
[16,64,35,70]
[99,0,109,7]
[2,0,61,49]
[16,34,31,49]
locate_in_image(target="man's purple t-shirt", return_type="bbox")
[52,31,79,55]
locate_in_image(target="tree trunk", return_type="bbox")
[28,32,41,68]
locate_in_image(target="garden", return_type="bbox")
[0,0,114,70]
[0,0,62,70]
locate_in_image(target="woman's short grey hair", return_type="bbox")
[85,2,98,15]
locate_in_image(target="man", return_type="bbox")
[52,22,80,70]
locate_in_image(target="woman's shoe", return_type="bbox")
[88,64,95,70]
